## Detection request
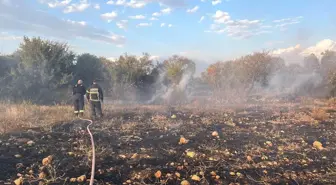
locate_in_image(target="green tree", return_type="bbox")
[163,55,196,85]
[16,36,75,88]
[107,53,155,100]
[73,53,106,87]
[5,36,76,104]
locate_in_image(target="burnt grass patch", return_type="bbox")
[0,106,336,185]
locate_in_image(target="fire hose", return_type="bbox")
[79,117,95,185]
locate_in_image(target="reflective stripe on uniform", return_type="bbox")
[74,111,79,113]
[89,88,99,100]
[90,99,101,102]
[89,88,99,93]
[79,110,84,113]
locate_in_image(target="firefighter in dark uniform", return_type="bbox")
[86,80,103,119]
[73,79,86,117]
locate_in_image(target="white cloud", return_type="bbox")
[152,12,161,17]
[160,23,173,28]
[0,1,125,45]
[150,17,159,21]
[302,39,336,57]
[64,0,90,13]
[137,23,152,27]
[207,10,274,39]
[116,0,126,5]
[107,0,147,8]
[213,10,230,23]
[161,7,172,14]
[127,0,146,8]
[199,16,205,23]
[271,39,336,63]
[152,7,172,17]
[274,16,303,31]
[66,19,87,26]
[212,0,221,5]
[0,32,22,40]
[101,11,118,22]
[43,0,72,8]
[145,0,187,8]
[94,4,100,9]
[187,6,199,13]
[129,15,146,19]
[272,44,301,55]
[116,20,128,30]
[208,11,302,39]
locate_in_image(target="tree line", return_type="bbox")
[1,36,336,105]
[0,36,196,104]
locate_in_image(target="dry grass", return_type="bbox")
[0,102,73,133]
[311,107,329,121]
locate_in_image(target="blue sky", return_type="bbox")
[1,0,336,73]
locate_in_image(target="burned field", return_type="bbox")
[1,102,336,185]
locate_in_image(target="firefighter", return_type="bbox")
[73,79,86,117]
[86,80,104,120]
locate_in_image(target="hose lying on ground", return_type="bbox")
[79,118,95,185]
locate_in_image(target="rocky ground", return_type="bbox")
[0,103,336,185]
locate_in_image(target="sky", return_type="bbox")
[1,0,336,74]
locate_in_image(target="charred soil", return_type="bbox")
[1,104,336,185]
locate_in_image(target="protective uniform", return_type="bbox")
[73,81,86,117]
[86,81,103,119]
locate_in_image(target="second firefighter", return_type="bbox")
[86,80,104,119]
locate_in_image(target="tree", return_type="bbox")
[163,55,196,85]
[16,36,75,88]
[303,54,319,72]
[4,36,76,104]
[0,55,18,78]
[321,50,336,70]
[73,53,106,87]
[107,53,155,101]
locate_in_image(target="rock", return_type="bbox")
[247,156,252,162]
[313,141,324,150]
[77,175,86,182]
[42,155,53,166]
[14,154,22,158]
[14,177,23,185]
[212,131,219,137]
[181,180,190,185]
[154,170,162,178]
[38,172,46,179]
[191,175,201,181]
[179,137,188,145]
[27,140,35,146]
[186,151,195,158]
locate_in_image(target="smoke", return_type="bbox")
[146,69,167,104]
[261,69,324,98]
[147,66,194,105]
